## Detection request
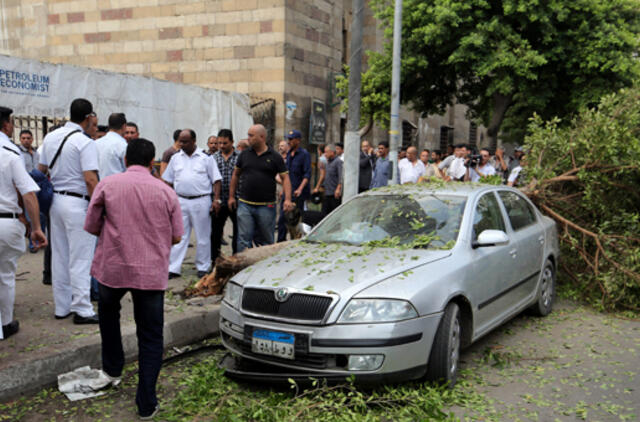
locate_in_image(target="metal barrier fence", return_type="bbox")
[11,115,66,148]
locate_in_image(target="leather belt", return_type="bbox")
[53,190,90,201]
[0,212,19,219]
[178,193,209,200]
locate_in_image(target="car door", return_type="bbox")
[497,190,544,306]
[468,192,515,336]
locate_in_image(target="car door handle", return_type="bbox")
[509,248,517,257]
[538,235,544,245]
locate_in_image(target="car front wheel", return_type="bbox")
[531,260,555,316]
[426,302,460,387]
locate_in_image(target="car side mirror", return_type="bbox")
[472,229,509,249]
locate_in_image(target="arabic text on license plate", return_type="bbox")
[251,329,295,360]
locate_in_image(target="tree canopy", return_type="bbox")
[360,0,640,145]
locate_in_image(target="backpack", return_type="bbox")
[29,169,54,215]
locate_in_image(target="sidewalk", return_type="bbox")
[0,233,225,401]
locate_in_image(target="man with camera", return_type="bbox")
[464,148,496,182]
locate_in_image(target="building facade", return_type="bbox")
[0,0,486,150]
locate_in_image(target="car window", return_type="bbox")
[472,193,506,240]
[497,191,536,231]
[307,194,466,248]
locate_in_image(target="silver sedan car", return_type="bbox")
[220,183,559,386]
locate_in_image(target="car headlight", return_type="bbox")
[223,282,243,309]
[338,299,418,323]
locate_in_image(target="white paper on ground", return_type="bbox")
[58,366,114,401]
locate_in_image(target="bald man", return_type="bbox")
[398,146,426,184]
[228,125,294,252]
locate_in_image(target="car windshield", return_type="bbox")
[307,194,466,248]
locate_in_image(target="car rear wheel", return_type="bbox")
[531,260,555,316]
[426,302,460,387]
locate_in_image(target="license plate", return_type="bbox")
[251,329,295,360]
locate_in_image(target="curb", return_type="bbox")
[0,305,220,402]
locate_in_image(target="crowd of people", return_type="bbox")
[1,97,527,417]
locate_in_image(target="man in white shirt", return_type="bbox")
[0,106,21,157]
[95,113,128,179]
[0,147,47,339]
[163,129,222,278]
[465,148,497,182]
[38,98,100,324]
[398,146,426,184]
[444,144,468,181]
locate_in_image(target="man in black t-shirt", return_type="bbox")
[228,124,294,252]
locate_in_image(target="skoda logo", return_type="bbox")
[275,288,290,302]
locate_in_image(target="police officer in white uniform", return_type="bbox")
[38,99,100,324]
[0,106,21,157]
[0,106,48,339]
[95,113,128,179]
[162,129,222,278]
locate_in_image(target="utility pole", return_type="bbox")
[343,0,364,200]
[389,0,403,184]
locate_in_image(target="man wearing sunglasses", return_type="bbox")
[38,98,100,324]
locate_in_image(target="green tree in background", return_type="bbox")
[361,0,640,146]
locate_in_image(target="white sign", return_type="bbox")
[0,54,254,156]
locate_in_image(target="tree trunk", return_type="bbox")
[186,241,293,297]
[487,93,513,151]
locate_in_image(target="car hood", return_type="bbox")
[232,241,452,297]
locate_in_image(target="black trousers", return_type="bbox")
[98,284,164,416]
[322,195,341,217]
[211,204,237,264]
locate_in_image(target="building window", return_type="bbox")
[469,122,477,146]
[440,126,453,151]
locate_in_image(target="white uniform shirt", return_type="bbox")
[398,158,426,184]
[95,131,127,178]
[0,148,40,214]
[469,163,496,182]
[447,157,467,180]
[39,122,99,196]
[0,131,20,157]
[162,148,222,196]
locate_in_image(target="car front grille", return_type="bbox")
[241,288,333,321]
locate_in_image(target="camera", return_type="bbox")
[466,154,481,167]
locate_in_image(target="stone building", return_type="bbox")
[0,0,486,150]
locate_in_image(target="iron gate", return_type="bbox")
[250,98,276,147]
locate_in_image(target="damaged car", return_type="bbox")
[219,183,559,386]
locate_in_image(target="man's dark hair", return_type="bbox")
[422,148,430,153]
[454,143,466,149]
[125,122,139,130]
[98,125,108,132]
[69,98,93,123]
[336,143,344,149]
[182,129,196,140]
[19,129,33,137]
[378,141,389,148]
[217,128,233,141]
[0,106,12,126]
[434,149,441,156]
[400,146,408,152]
[108,113,127,130]
[173,129,181,141]
[480,148,490,154]
[125,138,155,167]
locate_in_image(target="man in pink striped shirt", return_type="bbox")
[84,138,183,419]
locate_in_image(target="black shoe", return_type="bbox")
[197,271,208,278]
[42,277,51,285]
[73,314,99,324]
[55,312,73,320]
[169,272,181,279]
[91,292,99,302]
[2,320,19,339]
[221,238,228,246]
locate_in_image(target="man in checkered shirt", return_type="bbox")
[211,129,239,265]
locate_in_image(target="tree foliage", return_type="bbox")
[522,87,640,311]
[360,0,640,143]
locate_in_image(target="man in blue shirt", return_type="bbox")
[277,129,311,242]
[370,141,392,188]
